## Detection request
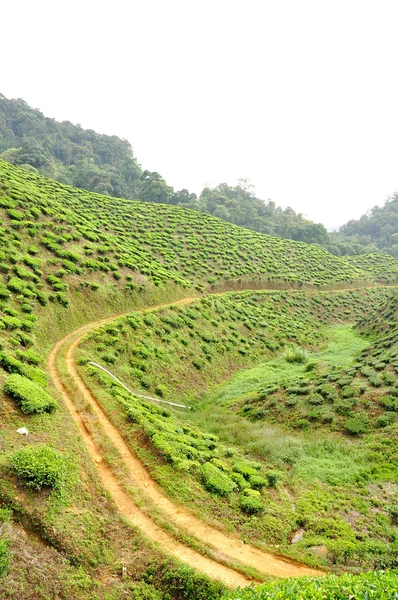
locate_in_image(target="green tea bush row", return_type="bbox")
[87,375,270,507]
[5,374,57,413]
[201,462,237,495]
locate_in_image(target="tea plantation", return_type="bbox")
[0,162,398,599]
[77,287,398,578]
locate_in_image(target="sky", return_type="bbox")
[2,0,398,230]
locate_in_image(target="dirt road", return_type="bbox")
[48,297,324,587]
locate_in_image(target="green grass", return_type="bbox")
[223,569,398,599]
[213,323,369,409]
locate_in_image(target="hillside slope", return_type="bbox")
[0,163,397,598]
[0,160,383,298]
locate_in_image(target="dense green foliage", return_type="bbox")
[347,254,398,285]
[329,193,398,258]
[172,181,329,246]
[80,288,393,403]
[0,539,10,580]
[223,570,398,599]
[11,444,67,490]
[0,94,142,197]
[5,373,57,413]
[233,291,398,435]
[0,159,380,309]
[87,379,271,507]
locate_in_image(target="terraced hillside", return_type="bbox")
[77,288,392,403]
[0,162,398,599]
[0,160,389,298]
[347,253,398,285]
[224,290,398,435]
[76,288,398,576]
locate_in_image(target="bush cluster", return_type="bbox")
[11,444,67,490]
[5,374,57,413]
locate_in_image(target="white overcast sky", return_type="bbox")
[2,0,398,229]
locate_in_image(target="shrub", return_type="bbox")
[0,540,10,579]
[295,418,311,430]
[15,349,42,365]
[7,277,25,293]
[192,358,205,370]
[335,399,356,416]
[0,284,10,300]
[375,413,395,428]
[5,374,58,413]
[2,315,22,330]
[232,460,261,479]
[380,396,398,411]
[141,376,152,389]
[317,384,339,402]
[283,346,308,364]
[128,581,163,600]
[223,569,398,598]
[164,565,224,600]
[249,474,267,489]
[369,375,383,387]
[0,351,21,372]
[155,384,168,397]
[240,489,265,514]
[101,352,117,364]
[344,415,368,435]
[389,505,398,524]
[7,208,24,221]
[266,471,279,487]
[0,509,11,579]
[341,385,357,399]
[383,371,396,386]
[12,445,67,490]
[309,393,323,405]
[201,462,237,495]
[230,472,248,490]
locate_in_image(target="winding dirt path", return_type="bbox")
[48,297,324,586]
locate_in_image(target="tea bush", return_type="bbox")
[201,462,237,495]
[4,374,57,413]
[240,489,265,514]
[12,444,67,490]
[223,569,398,599]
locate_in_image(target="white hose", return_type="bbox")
[87,361,190,409]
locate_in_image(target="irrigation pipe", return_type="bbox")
[88,361,190,409]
